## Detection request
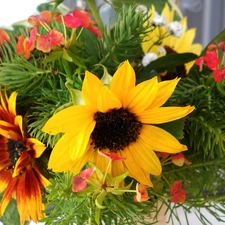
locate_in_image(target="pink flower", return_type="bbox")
[170,181,187,203]
[36,29,63,53]
[72,167,95,192]
[134,184,149,202]
[172,153,192,167]
[195,56,204,72]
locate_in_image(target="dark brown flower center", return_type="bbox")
[90,108,142,152]
[7,139,26,167]
[160,46,186,81]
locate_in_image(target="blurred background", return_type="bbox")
[0,0,225,48]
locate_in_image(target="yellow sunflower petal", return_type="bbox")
[140,125,187,153]
[42,105,93,135]
[149,78,180,109]
[82,70,103,111]
[121,148,153,187]
[125,76,158,113]
[48,133,75,170]
[70,147,94,175]
[162,3,174,23]
[110,60,135,104]
[128,141,161,175]
[97,86,122,113]
[139,106,195,124]
[69,121,95,161]
[111,159,127,178]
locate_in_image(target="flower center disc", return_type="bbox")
[7,139,26,166]
[91,108,142,152]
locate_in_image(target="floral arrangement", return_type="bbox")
[0,0,225,225]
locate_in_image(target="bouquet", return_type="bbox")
[0,0,225,225]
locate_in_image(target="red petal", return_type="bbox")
[134,183,149,202]
[171,190,187,203]
[25,168,43,222]
[73,10,91,28]
[80,167,95,180]
[72,176,87,192]
[98,150,126,161]
[0,177,18,215]
[64,14,81,28]
[36,35,51,53]
[170,180,182,196]
[39,10,52,24]
[48,29,63,46]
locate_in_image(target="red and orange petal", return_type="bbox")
[134,183,149,202]
[28,10,52,27]
[36,35,52,53]
[171,190,187,203]
[48,30,63,46]
[170,180,183,196]
[0,29,10,46]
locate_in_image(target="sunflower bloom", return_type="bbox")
[142,3,202,74]
[0,91,49,225]
[43,60,194,186]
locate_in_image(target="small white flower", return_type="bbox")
[135,5,148,14]
[142,53,158,67]
[152,13,166,26]
[167,21,183,37]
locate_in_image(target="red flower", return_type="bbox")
[195,56,204,72]
[134,183,149,202]
[170,180,186,203]
[55,10,90,28]
[16,28,37,59]
[203,51,220,70]
[28,10,52,27]
[36,29,63,53]
[213,68,225,82]
[55,10,102,38]
[0,29,10,46]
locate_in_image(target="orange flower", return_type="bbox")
[0,91,49,225]
[16,28,37,59]
[0,29,10,46]
[134,184,149,202]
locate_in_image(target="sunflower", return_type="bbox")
[142,3,202,76]
[0,91,49,225]
[43,60,195,186]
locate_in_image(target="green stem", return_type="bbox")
[88,198,92,225]
[86,0,105,34]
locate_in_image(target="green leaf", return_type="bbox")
[144,53,198,72]
[43,49,63,64]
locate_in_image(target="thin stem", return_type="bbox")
[86,0,105,34]
[102,160,111,184]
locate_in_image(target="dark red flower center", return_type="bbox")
[90,108,142,152]
[7,139,27,167]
